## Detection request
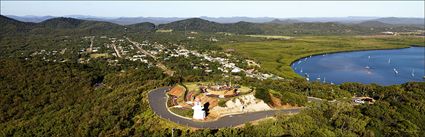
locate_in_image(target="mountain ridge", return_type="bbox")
[1,15,423,36]
[5,15,424,25]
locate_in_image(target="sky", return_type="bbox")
[1,1,424,18]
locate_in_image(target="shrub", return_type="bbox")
[254,87,272,104]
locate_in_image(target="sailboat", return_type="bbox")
[304,73,310,81]
[393,68,399,75]
[411,69,415,77]
[388,58,391,64]
[300,68,303,73]
[304,73,310,78]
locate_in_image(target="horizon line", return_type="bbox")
[3,14,425,19]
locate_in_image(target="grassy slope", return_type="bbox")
[221,36,425,78]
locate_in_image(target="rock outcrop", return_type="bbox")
[210,94,271,117]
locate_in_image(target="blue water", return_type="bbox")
[291,47,425,86]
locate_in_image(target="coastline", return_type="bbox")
[289,45,425,85]
[289,45,416,69]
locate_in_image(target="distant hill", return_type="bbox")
[0,15,35,28]
[263,22,362,35]
[353,20,424,33]
[356,21,393,28]
[83,17,186,25]
[5,15,55,23]
[1,16,128,36]
[158,18,225,32]
[292,16,380,24]
[4,15,175,25]
[226,21,264,34]
[0,15,35,36]
[126,22,156,32]
[38,17,85,29]
[5,15,425,26]
[1,15,423,36]
[38,17,124,30]
[267,19,301,24]
[200,16,276,23]
[157,18,264,34]
[372,17,424,25]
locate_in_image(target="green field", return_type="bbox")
[246,35,292,39]
[169,107,193,118]
[90,53,110,58]
[222,36,425,78]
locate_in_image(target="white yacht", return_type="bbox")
[393,68,399,75]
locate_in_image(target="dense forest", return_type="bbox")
[1,14,425,136]
[0,58,167,136]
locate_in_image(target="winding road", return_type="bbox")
[148,87,303,129]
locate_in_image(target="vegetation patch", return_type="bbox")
[254,87,272,105]
[218,99,228,107]
[169,107,193,118]
[270,90,307,106]
[90,53,110,58]
[156,29,173,33]
[246,35,292,40]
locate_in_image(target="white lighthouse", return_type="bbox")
[192,98,205,120]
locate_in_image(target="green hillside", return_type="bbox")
[2,16,423,36]
[0,15,36,36]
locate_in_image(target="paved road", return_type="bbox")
[126,37,157,60]
[126,37,174,76]
[148,87,302,129]
[111,42,122,58]
[307,96,323,103]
